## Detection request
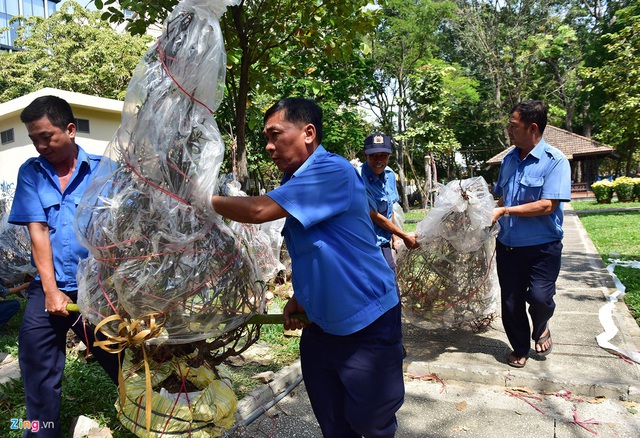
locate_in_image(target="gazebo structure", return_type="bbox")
[486,125,618,196]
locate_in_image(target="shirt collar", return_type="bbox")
[34,145,89,175]
[361,161,389,183]
[508,137,547,162]
[528,137,548,160]
[282,145,327,184]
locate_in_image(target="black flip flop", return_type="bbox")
[507,352,527,368]
[535,329,553,356]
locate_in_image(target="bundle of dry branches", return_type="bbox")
[73,0,265,361]
[396,177,500,331]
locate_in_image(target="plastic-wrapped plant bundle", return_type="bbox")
[74,0,264,349]
[220,176,286,282]
[396,177,500,331]
[0,212,37,285]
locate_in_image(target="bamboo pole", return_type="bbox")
[65,303,310,325]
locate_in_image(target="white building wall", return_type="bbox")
[0,88,123,187]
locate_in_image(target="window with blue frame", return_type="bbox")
[0,0,59,49]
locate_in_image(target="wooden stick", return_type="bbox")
[65,303,311,325]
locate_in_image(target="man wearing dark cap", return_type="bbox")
[360,133,419,272]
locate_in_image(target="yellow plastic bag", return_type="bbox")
[117,353,237,437]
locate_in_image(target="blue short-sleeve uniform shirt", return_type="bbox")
[9,146,102,291]
[267,146,398,335]
[495,138,571,247]
[359,162,399,247]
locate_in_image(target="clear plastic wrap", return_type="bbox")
[396,177,500,330]
[220,176,286,283]
[392,202,405,230]
[0,212,37,285]
[73,0,263,346]
[416,177,497,253]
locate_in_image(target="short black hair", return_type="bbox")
[510,100,547,134]
[264,98,323,144]
[20,95,75,132]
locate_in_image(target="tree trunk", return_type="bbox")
[225,5,257,193]
[424,155,431,208]
[581,102,592,138]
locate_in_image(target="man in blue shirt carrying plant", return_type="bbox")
[9,95,120,438]
[359,133,419,271]
[211,98,404,437]
[492,100,571,369]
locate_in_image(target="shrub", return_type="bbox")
[590,180,614,204]
[612,176,635,202]
[633,177,640,201]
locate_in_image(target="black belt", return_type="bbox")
[381,243,391,249]
[499,240,560,251]
[497,241,516,251]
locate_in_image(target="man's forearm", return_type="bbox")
[211,195,289,224]
[26,222,58,294]
[370,211,407,238]
[505,199,559,217]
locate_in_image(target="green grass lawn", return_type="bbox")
[402,208,428,232]
[571,199,640,210]
[571,203,640,324]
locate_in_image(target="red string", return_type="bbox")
[506,389,545,414]
[570,407,600,435]
[156,38,215,116]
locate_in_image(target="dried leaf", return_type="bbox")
[585,396,606,404]
[507,386,535,395]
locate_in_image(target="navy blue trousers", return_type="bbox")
[300,303,405,438]
[0,299,20,328]
[19,281,120,438]
[496,240,562,357]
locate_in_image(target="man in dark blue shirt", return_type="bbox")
[212,98,404,437]
[492,100,571,368]
[9,96,120,437]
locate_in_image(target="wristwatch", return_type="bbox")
[503,206,510,217]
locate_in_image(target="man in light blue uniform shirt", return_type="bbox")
[9,95,120,437]
[212,98,404,437]
[492,100,571,368]
[359,133,419,270]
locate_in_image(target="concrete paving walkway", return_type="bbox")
[230,204,640,437]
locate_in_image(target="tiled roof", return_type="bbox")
[486,125,616,166]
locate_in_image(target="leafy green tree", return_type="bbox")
[0,1,151,102]
[588,4,640,176]
[450,0,563,144]
[399,60,479,205]
[96,0,376,191]
[362,0,457,207]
